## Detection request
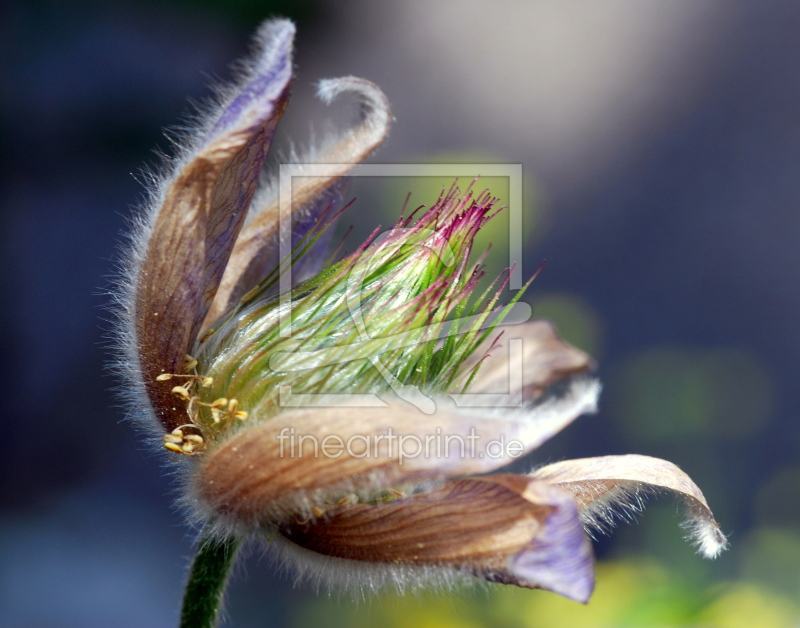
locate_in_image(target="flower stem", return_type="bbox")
[180,533,242,628]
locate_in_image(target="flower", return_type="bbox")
[116,18,727,605]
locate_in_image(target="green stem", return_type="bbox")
[180,532,242,628]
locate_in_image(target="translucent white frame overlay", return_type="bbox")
[275,163,527,410]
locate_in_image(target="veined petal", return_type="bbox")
[459,320,594,399]
[204,77,392,328]
[193,378,600,527]
[133,20,293,431]
[531,454,728,558]
[278,475,595,602]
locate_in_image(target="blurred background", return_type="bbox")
[2,1,800,626]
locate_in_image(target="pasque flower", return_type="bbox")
[116,18,726,612]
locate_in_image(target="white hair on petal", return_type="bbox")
[262,531,477,599]
[681,505,729,559]
[570,480,651,540]
[316,76,393,138]
[180,454,429,541]
[518,376,600,440]
[173,518,483,601]
[462,376,600,421]
[568,479,728,559]
[454,377,601,452]
[106,19,296,444]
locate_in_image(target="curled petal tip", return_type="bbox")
[532,454,728,560]
[317,75,389,108]
[257,17,295,37]
[315,76,392,153]
[685,512,729,559]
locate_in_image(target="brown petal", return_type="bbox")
[134,21,293,431]
[458,320,594,400]
[193,378,599,526]
[203,77,392,329]
[279,475,595,602]
[531,454,728,557]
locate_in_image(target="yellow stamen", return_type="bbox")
[164,442,183,454]
[183,354,198,373]
[171,386,190,400]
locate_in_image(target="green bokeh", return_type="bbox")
[528,292,604,358]
[739,527,800,601]
[754,466,800,528]
[611,347,773,442]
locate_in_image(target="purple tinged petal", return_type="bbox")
[275,475,594,601]
[288,195,341,283]
[208,20,295,138]
[132,19,293,431]
[203,77,392,329]
[504,482,595,603]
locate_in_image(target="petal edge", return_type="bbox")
[531,454,728,558]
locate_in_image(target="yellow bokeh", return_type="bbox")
[291,558,800,628]
[698,583,800,628]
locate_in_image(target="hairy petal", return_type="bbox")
[459,320,594,400]
[133,20,293,431]
[278,475,595,602]
[193,378,600,527]
[204,77,392,328]
[531,454,728,558]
